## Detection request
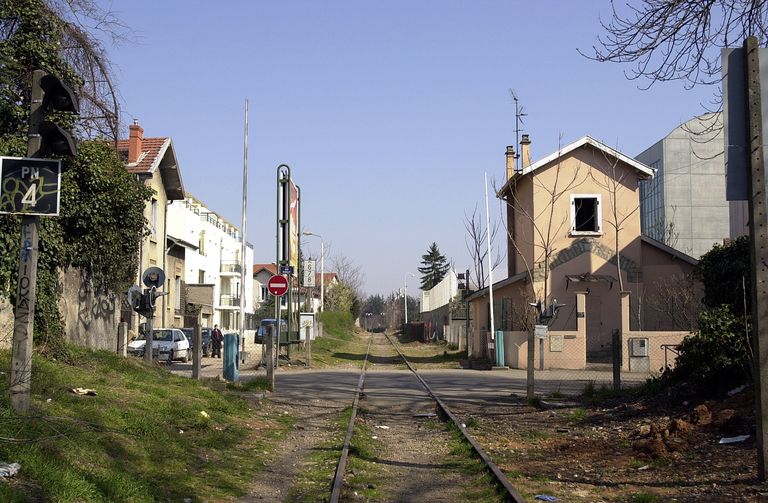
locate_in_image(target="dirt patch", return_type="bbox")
[453,389,768,502]
[242,396,348,501]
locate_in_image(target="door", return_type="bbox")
[586,292,604,361]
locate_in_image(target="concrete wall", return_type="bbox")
[420,304,450,341]
[421,270,457,313]
[59,268,119,352]
[0,297,13,349]
[636,113,730,258]
[503,329,586,370]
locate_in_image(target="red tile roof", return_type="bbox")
[317,272,338,284]
[115,137,169,174]
[253,263,277,276]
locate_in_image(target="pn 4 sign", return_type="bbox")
[0,157,61,216]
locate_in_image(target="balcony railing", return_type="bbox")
[219,294,241,307]
[220,261,242,274]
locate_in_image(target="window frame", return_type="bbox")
[570,194,602,236]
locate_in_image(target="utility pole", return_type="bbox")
[745,36,768,481]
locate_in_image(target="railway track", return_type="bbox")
[330,332,525,503]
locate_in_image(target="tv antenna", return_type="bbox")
[509,89,527,172]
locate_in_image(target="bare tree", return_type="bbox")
[644,273,702,331]
[331,254,364,298]
[499,138,584,312]
[498,139,584,400]
[464,204,505,290]
[583,0,768,90]
[588,148,647,292]
[2,0,128,140]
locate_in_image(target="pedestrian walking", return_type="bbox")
[212,324,223,358]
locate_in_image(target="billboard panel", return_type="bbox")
[289,180,299,269]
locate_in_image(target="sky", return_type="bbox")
[98,0,716,296]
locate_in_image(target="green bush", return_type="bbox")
[671,305,752,393]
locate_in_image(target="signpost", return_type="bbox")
[267,275,289,297]
[303,260,316,287]
[0,157,61,216]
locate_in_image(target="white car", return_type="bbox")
[127,328,191,363]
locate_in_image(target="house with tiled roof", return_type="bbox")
[253,263,338,314]
[116,121,185,331]
[467,135,698,372]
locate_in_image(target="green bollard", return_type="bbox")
[223,333,239,382]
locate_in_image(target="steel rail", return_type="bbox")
[383,332,526,503]
[329,338,372,503]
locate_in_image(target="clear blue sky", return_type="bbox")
[101,0,715,296]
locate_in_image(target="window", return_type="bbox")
[150,199,158,238]
[175,276,181,311]
[198,269,205,283]
[199,230,206,256]
[261,286,268,301]
[570,194,602,235]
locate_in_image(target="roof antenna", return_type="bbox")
[509,89,527,172]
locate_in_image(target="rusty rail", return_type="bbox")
[329,338,372,503]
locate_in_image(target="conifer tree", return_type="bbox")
[417,242,450,290]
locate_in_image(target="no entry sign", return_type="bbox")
[267,275,289,297]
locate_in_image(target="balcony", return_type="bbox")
[219,294,241,308]
[220,261,242,275]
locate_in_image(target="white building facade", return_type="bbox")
[167,195,254,332]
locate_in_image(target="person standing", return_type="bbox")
[212,324,223,358]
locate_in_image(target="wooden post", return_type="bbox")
[10,216,39,412]
[526,328,535,400]
[117,322,128,357]
[10,71,44,412]
[745,36,768,481]
[612,329,621,391]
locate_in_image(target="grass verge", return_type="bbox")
[444,421,506,503]
[306,311,370,368]
[0,346,293,502]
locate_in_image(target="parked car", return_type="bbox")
[255,319,287,344]
[127,328,190,363]
[181,328,212,357]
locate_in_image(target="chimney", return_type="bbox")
[520,134,531,169]
[128,119,144,163]
[505,146,516,179]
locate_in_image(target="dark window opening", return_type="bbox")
[574,198,598,232]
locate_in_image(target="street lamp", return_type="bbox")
[302,231,324,312]
[404,272,415,325]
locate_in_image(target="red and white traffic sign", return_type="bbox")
[267,275,289,297]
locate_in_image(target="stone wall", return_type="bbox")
[58,268,119,352]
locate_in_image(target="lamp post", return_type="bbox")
[404,272,415,325]
[302,231,324,312]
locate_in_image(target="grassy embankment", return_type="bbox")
[0,347,291,502]
[305,311,370,368]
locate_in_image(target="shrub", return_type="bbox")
[671,305,752,393]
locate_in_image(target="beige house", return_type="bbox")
[116,121,185,331]
[468,135,697,371]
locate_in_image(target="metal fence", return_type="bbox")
[481,328,685,395]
